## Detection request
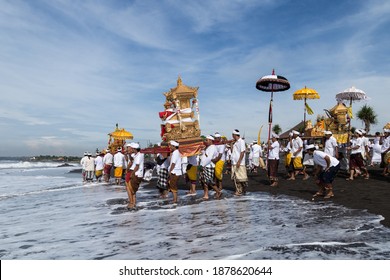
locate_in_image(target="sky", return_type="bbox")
[0,0,389,156]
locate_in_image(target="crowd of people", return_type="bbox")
[79,127,390,209]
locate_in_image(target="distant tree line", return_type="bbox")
[32,155,81,162]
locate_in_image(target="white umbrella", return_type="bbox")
[335,86,369,143]
[336,86,369,101]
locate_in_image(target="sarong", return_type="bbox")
[285,153,292,167]
[267,159,279,180]
[318,164,340,184]
[104,164,112,175]
[130,175,142,193]
[349,153,364,169]
[231,165,248,195]
[168,174,180,193]
[385,151,390,164]
[289,157,303,171]
[231,165,248,182]
[157,168,169,190]
[95,169,103,178]
[125,170,132,183]
[186,165,197,182]
[200,166,215,187]
[214,160,224,181]
[114,167,123,178]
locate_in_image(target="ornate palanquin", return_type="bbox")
[141,76,204,156]
[303,102,350,143]
[159,76,201,142]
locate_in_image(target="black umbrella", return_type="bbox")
[256,69,290,162]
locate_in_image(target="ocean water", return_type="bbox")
[1,159,390,260]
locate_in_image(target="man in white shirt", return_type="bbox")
[288,130,303,180]
[250,140,264,173]
[231,129,248,195]
[113,147,126,185]
[380,129,390,176]
[360,130,370,163]
[306,144,340,199]
[80,152,88,182]
[103,149,113,183]
[347,130,369,180]
[200,135,221,200]
[84,153,95,183]
[267,133,280,187]
[94,152,104,182]
[168,140,182,204]
[324,131,338,158]
[128,143,144,209]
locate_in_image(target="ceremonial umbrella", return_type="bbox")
[256,69,290,162]
[109,128,133,140]
[336,86,369,144]
[293,86,320,130]
[336,86,368,104]
[108,124,134,149]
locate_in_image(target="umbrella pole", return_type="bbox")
[347,97,353,144]
[266,92,273,168]
[345,97,353,161]
[303,97,307,132]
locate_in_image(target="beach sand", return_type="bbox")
[220,167,390,227]
[167,165,390,227]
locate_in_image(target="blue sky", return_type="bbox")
[0,0,389,156]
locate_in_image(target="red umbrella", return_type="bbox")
[256,69,290,162]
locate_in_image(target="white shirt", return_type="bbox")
[251,144,262,158]
[381,135,390,153]
[216,143,226,161]
[362,136,370,148]
[80,156,88,169]
[232,138,246,166]
[170,149,182,176]
[268,141,280,160]
[94,156,104,171]
[200,144,218,167]
[131,152,144,178]
[103,153,113,165]
[84,157,95,171]
[361,136,370,158]
[351,137,363,154]
[313,150,339,168]
[225,148,232,161]
[324,136,338,157]
[113,152,125,167]
[291,136,303,158]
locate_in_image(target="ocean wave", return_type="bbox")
[0,184,83,200]
[0,161,63,170]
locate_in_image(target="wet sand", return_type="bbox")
[167,165,390,227]
[223,167,390,227]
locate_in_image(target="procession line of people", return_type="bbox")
[79,127,390,209]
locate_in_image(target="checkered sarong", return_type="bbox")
[200,166,215,187]
[157,168,169,190]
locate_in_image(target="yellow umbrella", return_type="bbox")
[109,129,133,140]
[293,86,320,129]
[109,128,133,140]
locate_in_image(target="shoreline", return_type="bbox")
[164,165,390,228]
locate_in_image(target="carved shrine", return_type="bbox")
[159,76,201,142]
